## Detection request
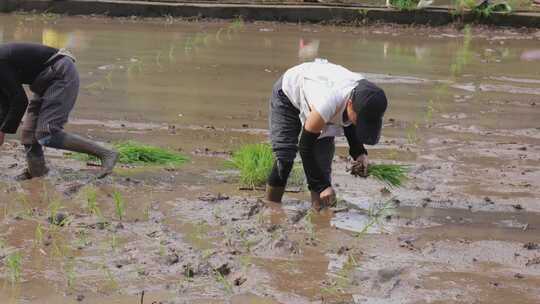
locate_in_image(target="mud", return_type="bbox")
[1,13,540,304]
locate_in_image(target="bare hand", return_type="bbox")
[320,186,336,207]
[0,132,5,146]
[350,154,369,177]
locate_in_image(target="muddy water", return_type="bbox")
[1,13,540,304]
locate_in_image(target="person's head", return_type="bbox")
[346,79,388,145]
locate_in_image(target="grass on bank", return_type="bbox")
[367,164,410,188]
[389,0,419,10]
[72,141,188,166]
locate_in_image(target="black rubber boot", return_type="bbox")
[44,131,118,179]
[265,185,286,203]
[265,160,293,203]
[310,191,323,211]
[16,144,49,181]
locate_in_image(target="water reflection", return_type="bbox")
[521,49,540,61]
[298,38,320,61]
[42,28,70,49]
[0,14,537,131]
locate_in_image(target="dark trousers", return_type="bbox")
[21,56,79,147]
[268,76,335,186]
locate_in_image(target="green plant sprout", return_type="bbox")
[64,257,76,290]
[112,190,125,221]
[6,251,22,285]
[34,223,44,247]
[355,199,396,237]
[214,269,233,295]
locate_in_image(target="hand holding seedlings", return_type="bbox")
[350,154,369,178]
[350,163,410,188]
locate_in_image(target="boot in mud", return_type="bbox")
[310,191,336,211]
[311,191,323,211]
[265,185,285,204]
[15,144,49,181]
[44,131,118,179]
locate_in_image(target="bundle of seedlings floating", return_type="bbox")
[367,164,410,188]
[72,141,188,166]
[227,143,306,190]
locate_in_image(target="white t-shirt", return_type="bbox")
[281,59,364,138]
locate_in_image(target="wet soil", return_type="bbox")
[1,13,540,304]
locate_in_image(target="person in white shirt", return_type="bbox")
[266,59,388,210]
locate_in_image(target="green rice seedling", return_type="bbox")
[406,121,419,145]
[214,269,233,295]
[64,257,76,290]
[355,199,396,237]
[34,223,44,247]
[238,228,260,253]
[16,194,33,217]
[321,253,359,295]
[143,204,151,221]
[6,252,22,285]
[85,187,103,219]
[367,164,410,188]
[202,249,214,261]
[304,209,317,240]
[109,233,118,252]
[48,200,63,225]
[102,265,119,290]
[51,237,69,259]
[112,190,125,221]
[74,230,90,249]
[158,244,166,257]
[228,143,274,188]
[73,141,188,166]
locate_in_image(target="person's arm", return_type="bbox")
[0,64,29,134]
[344,125,369,177]
[343,124,367,159]
[299,110,331,193]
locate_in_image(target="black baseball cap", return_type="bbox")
[351,79,388,145]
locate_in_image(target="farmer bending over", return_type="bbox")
[0,42,118,179]
[266,59,388,210]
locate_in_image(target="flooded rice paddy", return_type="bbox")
[0,13,540,303]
